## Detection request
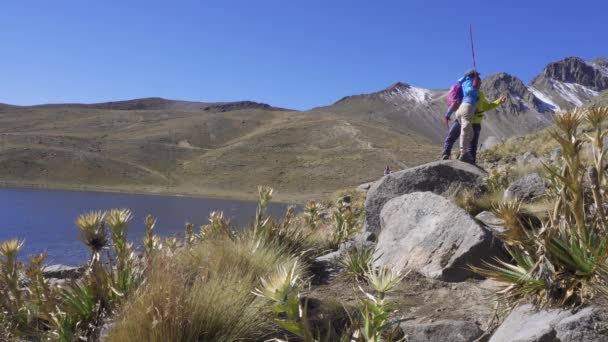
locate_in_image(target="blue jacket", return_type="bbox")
[458,76,479,106]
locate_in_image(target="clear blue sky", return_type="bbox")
[0,0,606,110]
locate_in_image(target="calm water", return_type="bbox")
[0,188,293,266]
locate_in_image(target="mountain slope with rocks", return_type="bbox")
[529,56,608,110]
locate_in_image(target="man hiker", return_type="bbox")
[441,70,506,164]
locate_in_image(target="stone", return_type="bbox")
[516,152,541,169]
[400,320,483,342]
[475,211,506,236]
[480,136,501,152]
[365,160,487,234]
[550,148,562,163]
[357,181,375,192]
[374,192,500,282]
[43,264,83,279]
[504,173,546,202]
[490,304,608,342]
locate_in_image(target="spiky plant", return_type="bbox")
[356,265,406,342]
[474,107,608,309]
[0,239,26,334]
[304,201,323,230]
[331,202,358,248]
[339,245,376,282]
[254,260,316,341]
[200,211,232,240]
[143,214,161,257]
[253,186,274,239]
[185,222,194,246]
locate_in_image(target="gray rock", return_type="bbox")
[490,304,608,342]
[43,264,83,279]
[353,231,376,243]
[504,173,546,202]
[480,136,501,152]
[357,181,374,192]
[374,192,500,282]
[554,307,608,341]
[516,152,541,169]
[400,320,483,342]
[550,148,562,163]
[475,211,506,236]
[365,160,487,234]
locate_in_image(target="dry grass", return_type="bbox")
[107,237,303,342]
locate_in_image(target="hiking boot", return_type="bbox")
[458,153,473,164]
[440,154,450,160]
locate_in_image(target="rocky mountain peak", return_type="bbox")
[532,56,608,91]
[384,82,412,92]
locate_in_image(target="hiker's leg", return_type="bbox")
[456,103,476,160]
[468,123,482,164]
[442,120,461,158]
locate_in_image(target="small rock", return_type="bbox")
[516,151,542,169]
[43,264,83,279]
[357,182,374,192]
[550,148,562,163]
[475,211,506,236]
[400,320,483,342]
[480,136,501,152]
[503,173,546,202]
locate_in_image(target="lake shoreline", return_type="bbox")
[0,180,319,204]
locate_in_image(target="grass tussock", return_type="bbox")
[107,237,302,342]
[472,107,608,310]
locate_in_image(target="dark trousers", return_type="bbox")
[442,120,481,163]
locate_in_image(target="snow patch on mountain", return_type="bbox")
[551,80,599,107]
[528,87,561,112]
[381,83,431,104]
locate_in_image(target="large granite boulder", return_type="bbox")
[490,304,608,342]
[365,160,487,234]
[503,173,546,202]
[400,320,483,342]
[374,192,500,282]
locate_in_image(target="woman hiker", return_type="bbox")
[440,70,506,164]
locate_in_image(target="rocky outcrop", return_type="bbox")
[490,304,608,342]
[43,264,83,279]
[504,173,546,202]
[529,56,608,110]
[374,192,500,281]
[400,320,483,342]
[364,160,487,234]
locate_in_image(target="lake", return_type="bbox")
[0,188,294,266]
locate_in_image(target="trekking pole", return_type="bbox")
[469,24,477,71]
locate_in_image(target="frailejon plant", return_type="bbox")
[331,201,359,248]
[472,107,608,309]
[304,200,323,230]
[143,214,162,257]
[357,266,407,342]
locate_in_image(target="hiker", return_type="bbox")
[441,71,506,164]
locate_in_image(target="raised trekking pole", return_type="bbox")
[469,24,477,71]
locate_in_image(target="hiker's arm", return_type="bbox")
[477,94,506,113]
